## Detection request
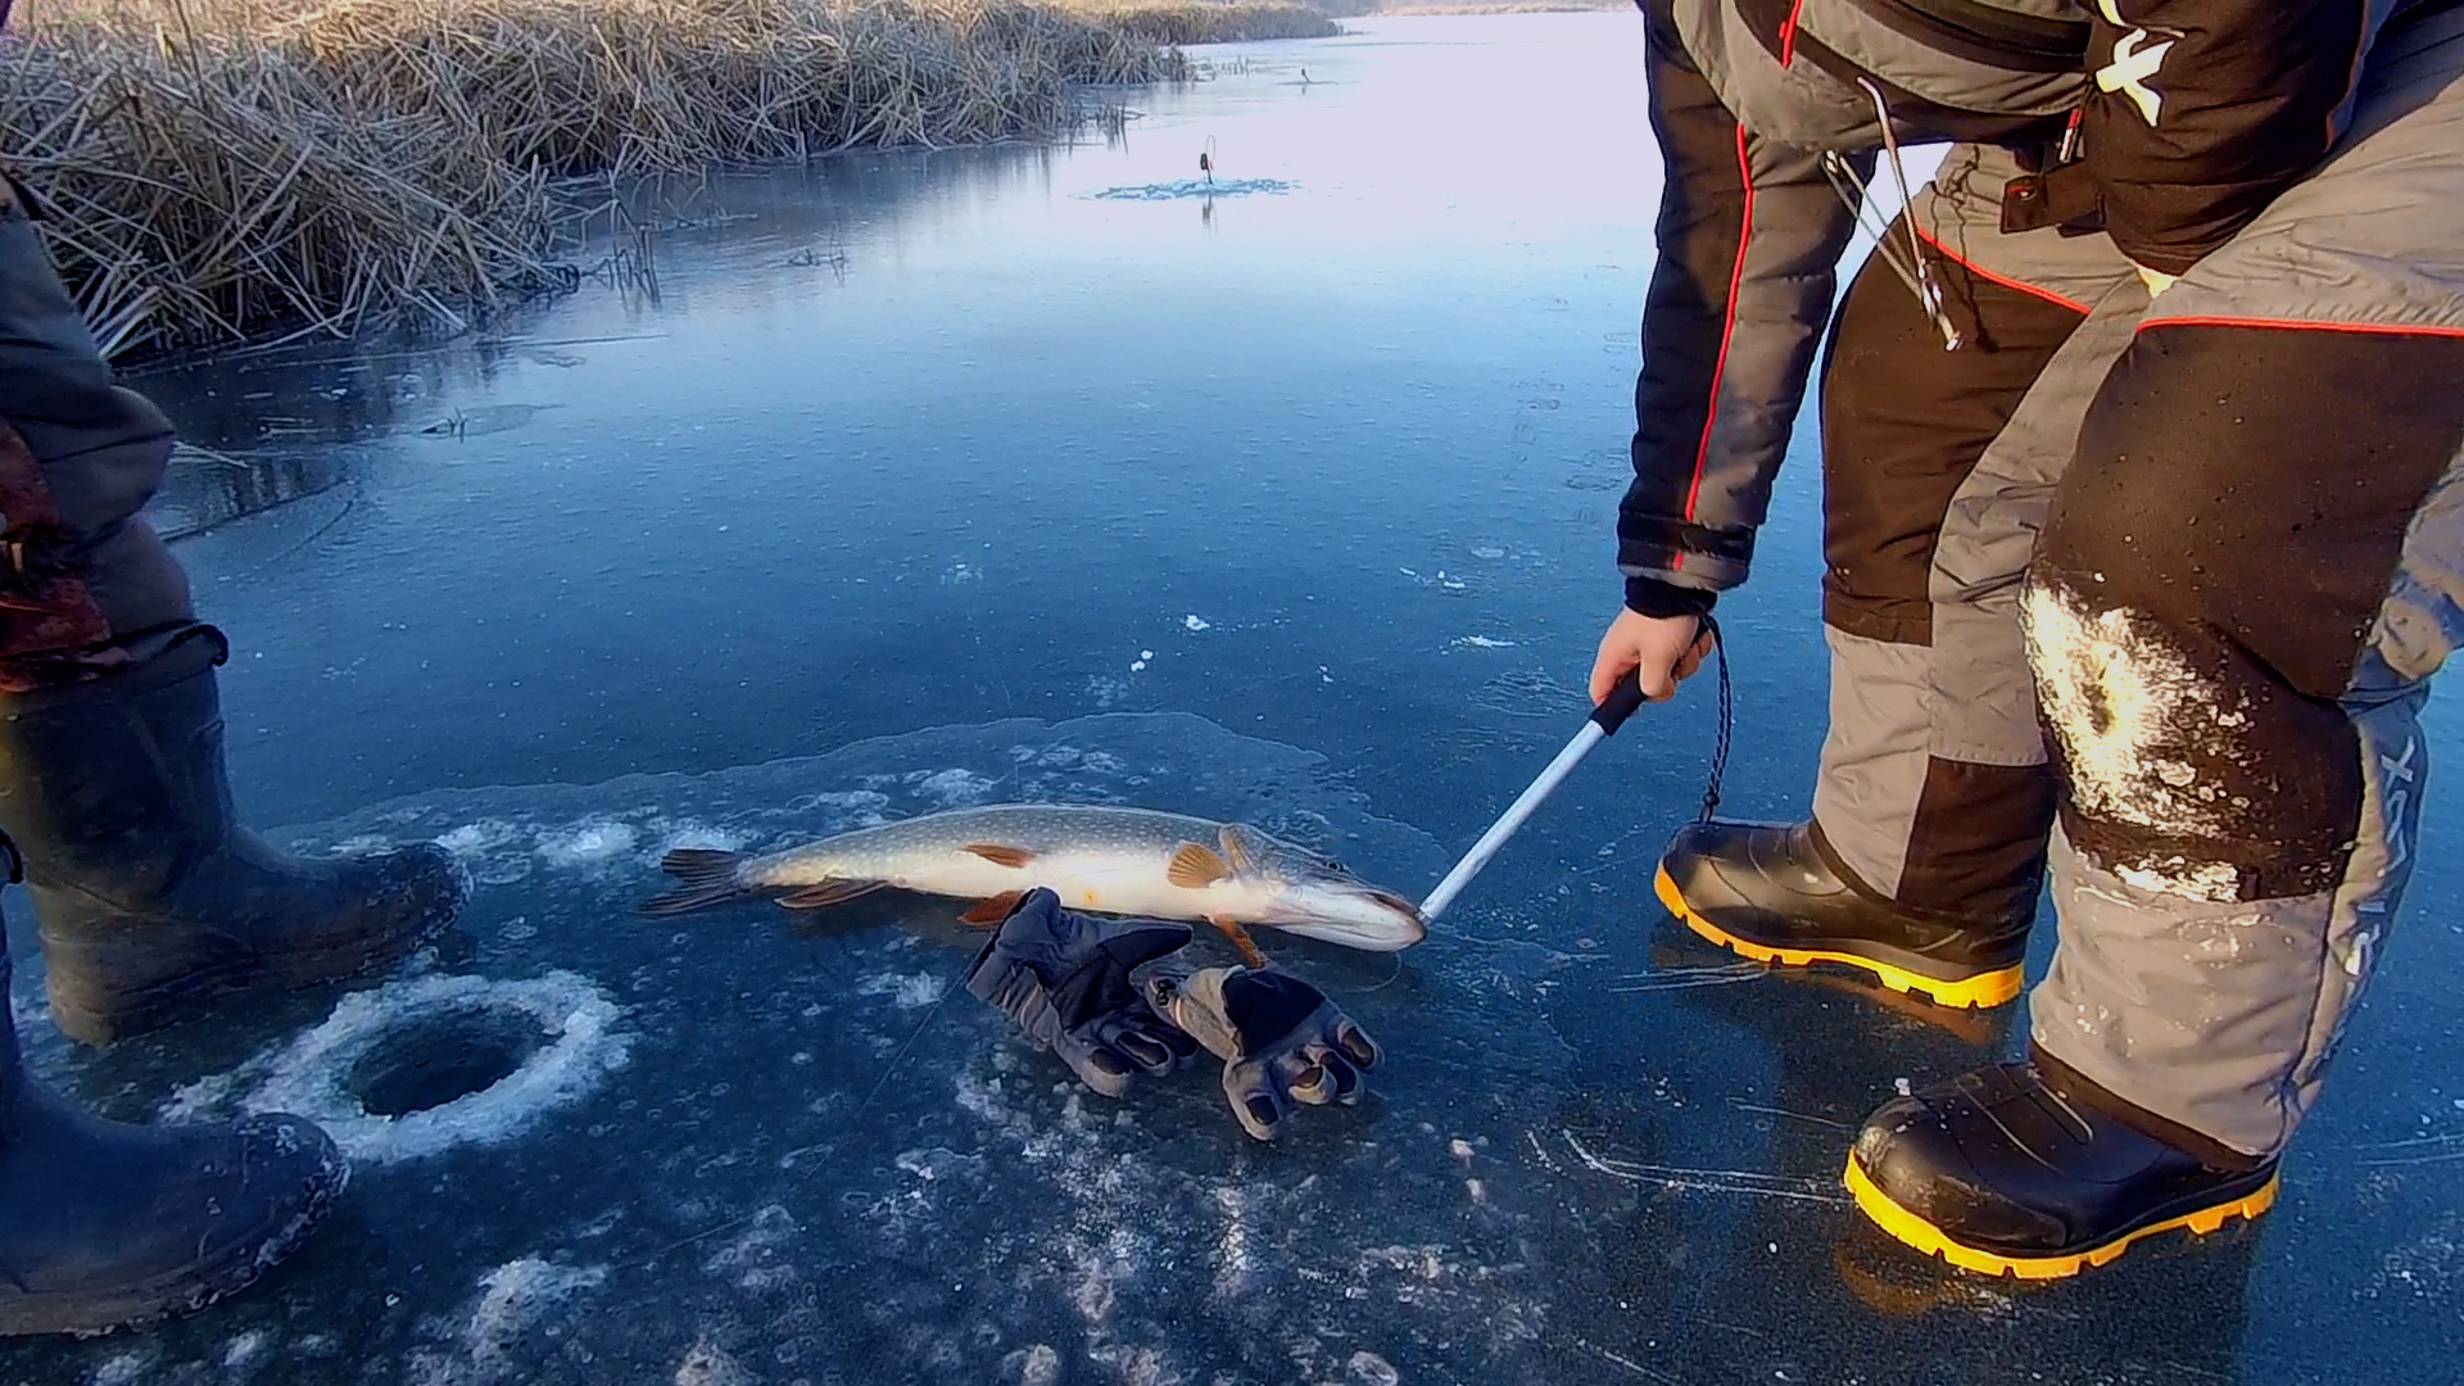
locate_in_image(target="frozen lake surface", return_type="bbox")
[9,14,2461,1385]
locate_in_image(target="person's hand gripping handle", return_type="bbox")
[1589,610,1714,707]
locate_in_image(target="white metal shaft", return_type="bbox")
[1418,722,1606,921]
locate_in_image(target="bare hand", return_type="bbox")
[1589,608,1713,705]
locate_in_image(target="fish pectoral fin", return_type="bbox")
[775,879,887,911]
[958,890,1028,928]
[1217,826,1258,876]
[1167,842,1232,889]
[961,842,1036,869]
[1207,915,1270,969]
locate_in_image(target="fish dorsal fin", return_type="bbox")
[1218,825,1260,876]
[1168,841,1231,889]
[962,842,1036,868]
[775,879,885,911]
[959,890,1027,927]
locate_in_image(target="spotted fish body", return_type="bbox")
[640,804,1426,953]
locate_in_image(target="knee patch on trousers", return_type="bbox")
[2029,323,2464,901]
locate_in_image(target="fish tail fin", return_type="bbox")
[639,848,752,916]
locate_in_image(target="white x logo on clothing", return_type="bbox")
[2094,0,2175,126]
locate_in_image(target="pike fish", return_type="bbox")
[638,804,1426,962]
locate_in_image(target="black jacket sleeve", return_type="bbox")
[2081,0,2376,275]
[1622,0,1861,615]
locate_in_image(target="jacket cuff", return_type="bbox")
[1625,576,1716,619]
[1616,515,1753,592]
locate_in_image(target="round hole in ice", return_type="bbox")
[345,1004,551,1117]
[162,971,630,1163]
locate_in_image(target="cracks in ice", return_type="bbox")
[1556,1130,1849,1207]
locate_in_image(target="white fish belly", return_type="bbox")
[898,850,1252,921]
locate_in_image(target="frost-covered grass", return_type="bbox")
[0,0,1325,359]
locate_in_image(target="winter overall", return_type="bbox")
[1622,0,2464,1266]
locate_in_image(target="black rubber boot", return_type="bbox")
[0,928,347,1335]
[0,635,465,1044]
[1845,1058,2280,1279]
[1654,819,2028,1008]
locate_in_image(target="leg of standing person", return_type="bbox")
[1660,144,2141,1008]
[0,177,466,1046]
[1849,7,2464,1275]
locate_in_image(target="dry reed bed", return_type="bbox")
[0,0,1220,359]
[1095,3,1337,43]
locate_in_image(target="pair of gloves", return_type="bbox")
[962,889,1383,1141]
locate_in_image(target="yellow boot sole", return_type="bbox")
[1653,865,2023,1010]
[1844,1154,2280,1279]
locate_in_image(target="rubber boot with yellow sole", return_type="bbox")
[1845,1058,2279,1279]
[1655,819,2026,1009]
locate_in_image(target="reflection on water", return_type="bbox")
[149,445,349,542]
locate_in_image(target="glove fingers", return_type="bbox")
[1286,1055,1334,1107]
[1105,1023,1177,1075]
[1153,1024,1201,1065]
[1334,1019,1382,1069]
[1314,1048,1364,1105]
[1058,1038,1136,1098]
[1285,1047,1362,1107]
[1123,1016,1199,1067]
[1225,1061,1286,1141]
[1103,922,1197,969]
[1093,1012,1195,1075]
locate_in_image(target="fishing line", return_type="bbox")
[846,947,972,1123]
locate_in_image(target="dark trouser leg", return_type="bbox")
[0,181,464,1043]
[2026,323,2464,1159]
[1660,148,2140,1007]
[1810,145,2141,925]
[2024,2,2464,1160]
[0,183,196,684]
[1848,8,2464,1281]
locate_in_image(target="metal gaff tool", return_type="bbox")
[1417,677,1649,923]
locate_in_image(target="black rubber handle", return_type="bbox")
[1588,677,1649,736]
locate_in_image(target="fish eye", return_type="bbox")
[1325,858,1347,874]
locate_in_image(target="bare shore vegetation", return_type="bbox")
[0,0,1336,359]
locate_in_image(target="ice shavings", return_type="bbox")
[674,1336,757,1386]
[89,1351,154,1386]
[857,970,946,1010]
[913,767,997,807]
[536,818,638,866]
[1004,1344,1063,1386]
[1350,1351,1402,1386]
[404,1257,608,1384]
[163,971,629,1163]
[469,1259,606,1367]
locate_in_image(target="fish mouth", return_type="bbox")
[1365,888,1420,918]
[1277,918,1425,951]
[1274,887,1427,952]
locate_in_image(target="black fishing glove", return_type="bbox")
[1133,960,1383,1141]
[963,888,1200,1097]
